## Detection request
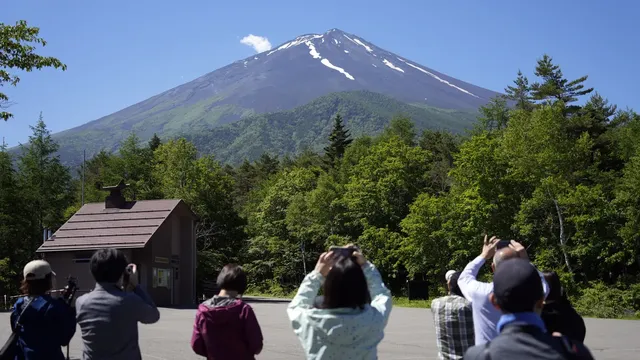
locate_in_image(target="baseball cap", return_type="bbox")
[445,270,457,282]
[23,260,56,280]
[492,258,543,313]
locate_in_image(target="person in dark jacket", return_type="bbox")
[10,260,77,360]
[464,258,594,360]
[541,271,586,343]
[191,264,263,360]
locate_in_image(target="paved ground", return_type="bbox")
[2,302,639,359]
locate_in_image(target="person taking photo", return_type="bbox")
[458,236,549,345]
[75,248,160,360]
[287,245,392,359]
[463,258,594,360]
[6,260,76,360]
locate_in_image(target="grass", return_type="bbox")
[244,289,433,309]
[392,297,432,308]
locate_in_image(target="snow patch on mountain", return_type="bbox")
[383,59,404,73]
[306,42,321,59]
[397,58,478,98]
[321,59,355,80]
[344,50,349,53]
[267,34,323,56]
[352,38,373,52]
[343,34,357,45]
[333,38,339,45]
[372,64,377,67]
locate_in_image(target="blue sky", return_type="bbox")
[1,0,638,147]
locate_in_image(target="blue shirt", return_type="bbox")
[497,312,547,333]
[11,295,77,360]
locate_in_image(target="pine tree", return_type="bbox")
[148,133,161,151]
[530,54,593,106]
[324,114,353,167]
[0,149,31,294]
[255,153,280,180]
[17,113,73,234]
[505,70,534,111]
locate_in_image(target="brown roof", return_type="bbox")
[37,199,192,253]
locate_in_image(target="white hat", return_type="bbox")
[445,270,457,282]
[23,260,55,280]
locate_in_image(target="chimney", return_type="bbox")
[101,180,130,209]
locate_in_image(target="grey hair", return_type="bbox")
[493,247,518,268]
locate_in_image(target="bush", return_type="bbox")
[574,282,638,319]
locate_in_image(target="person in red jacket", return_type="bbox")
[191,264,264,360]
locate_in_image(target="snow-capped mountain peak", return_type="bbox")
[236,29,490,105]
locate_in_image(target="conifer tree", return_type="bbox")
[17,113,73,234]
[148,133,161,151]
[530,54,593,107]
[0,149,30,294]
[505,70,534,111]
[324,114,353,167]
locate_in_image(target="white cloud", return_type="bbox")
[240,34,272,53]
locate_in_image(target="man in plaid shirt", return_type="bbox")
[431,270,475,360]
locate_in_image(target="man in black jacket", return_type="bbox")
[463,258,594,360]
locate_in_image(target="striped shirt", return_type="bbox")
[431,295,475,360]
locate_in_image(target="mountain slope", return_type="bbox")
[49,28,500,164]
[186,90,478,164]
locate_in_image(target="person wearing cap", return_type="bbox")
[463,258,594,360]
[431,270,474,360]
[10,259,77,360]
[458,236,549,345]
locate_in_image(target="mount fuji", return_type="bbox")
[49,29,502,164]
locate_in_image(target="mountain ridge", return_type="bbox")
[184,90,478,164]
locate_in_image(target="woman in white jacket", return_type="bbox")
[287,246,393,360]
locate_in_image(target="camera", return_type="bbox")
[496,240,511,249]
[122,264,136,290]
[62,277,78,304]
[329,245,359,259]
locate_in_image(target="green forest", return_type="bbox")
[2,53,640,318]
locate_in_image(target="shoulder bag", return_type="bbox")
[0,297,34,360]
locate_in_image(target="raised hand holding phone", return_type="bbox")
[123,264,138,291]
[314,252,335,277]
[328,244,366,266]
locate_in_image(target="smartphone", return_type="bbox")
[329,246,357,258]
[122,264,135,286]
[496,240,510,249]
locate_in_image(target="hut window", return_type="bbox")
[74,252,93,263]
